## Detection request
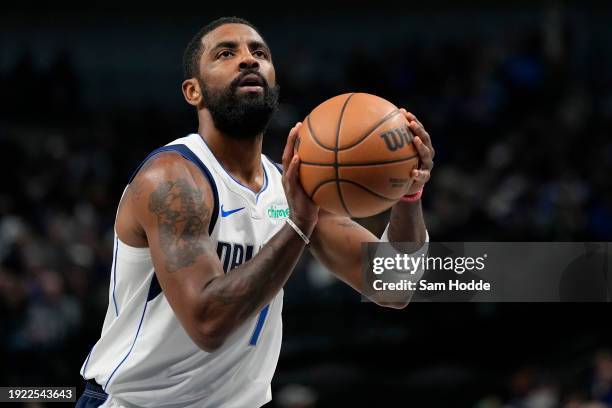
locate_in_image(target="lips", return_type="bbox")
[238,73,264,87]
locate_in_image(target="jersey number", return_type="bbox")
[249,304,270,346]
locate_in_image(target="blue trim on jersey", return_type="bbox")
[200,136,269,202]
[264,155,283,175]
[104,293,149,391]
[81,346,95,377]
[249,304,270,346]
[128,144,219,236]
[147,271,162,301]
[255,168,268,203]
[112,236,119,316]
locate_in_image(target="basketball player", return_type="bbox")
[76,17,434,408]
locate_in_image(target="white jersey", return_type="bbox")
[80,134,289,408]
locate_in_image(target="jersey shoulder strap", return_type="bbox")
[128,144,220,236]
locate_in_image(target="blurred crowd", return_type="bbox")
[1,5,611,407]
[473,351,612,408]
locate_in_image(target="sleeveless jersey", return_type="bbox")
[80,134,289,408]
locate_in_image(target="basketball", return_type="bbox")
[296,93,420,218]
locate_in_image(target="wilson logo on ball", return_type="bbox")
[379,126,414,152]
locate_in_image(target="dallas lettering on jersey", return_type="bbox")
[216,241,260,273]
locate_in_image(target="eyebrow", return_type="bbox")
[209,40,271,55]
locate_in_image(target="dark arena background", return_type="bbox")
[1,2,611,407]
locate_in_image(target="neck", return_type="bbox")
[198,110,264,191]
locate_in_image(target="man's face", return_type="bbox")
[197,23,279,139]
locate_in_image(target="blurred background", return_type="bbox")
[1,2,611,407]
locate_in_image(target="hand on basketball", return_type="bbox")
[282,122,319,231]
[401,109,435,195]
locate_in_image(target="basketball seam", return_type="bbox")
[335,93,355,217]
[338,108,402,151]
[310,179,336,200]
[301,153,419,168]
[306,115,335,152]
[310,178,398,203]
[339,179,398,202]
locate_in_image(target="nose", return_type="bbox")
[238,49,259,71]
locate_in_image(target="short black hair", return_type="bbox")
[182,17,261,80]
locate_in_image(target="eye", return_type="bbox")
[217,50,234,59]
[253,49,268,59]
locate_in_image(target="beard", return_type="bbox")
[199,72,280,140]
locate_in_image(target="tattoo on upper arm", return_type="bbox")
[149,178,210,273]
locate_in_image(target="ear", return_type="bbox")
[182,78,202,107]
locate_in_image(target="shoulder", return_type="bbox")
[135,151,197,178]
[116,149,217,245]
[128,151,215,210]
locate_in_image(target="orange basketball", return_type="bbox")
[296,93,420,218]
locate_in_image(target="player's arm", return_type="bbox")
[129,126,318,352]
[307,110,434,308]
